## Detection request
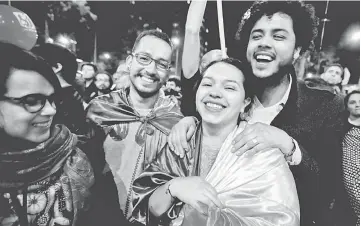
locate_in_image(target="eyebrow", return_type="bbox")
[251,28,289,34]
[223,79,241,86]
[203,77,241,85]
[137,52,169,63]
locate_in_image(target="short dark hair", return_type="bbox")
[202,58,254,99]
[344,90,360,109]
[0,42,61,97]
[168,77,181,87]
[94,71,113,89]
[235,0,319,60]
[32,43,78,84]
[81,63,98,73]
[132,29,173,53]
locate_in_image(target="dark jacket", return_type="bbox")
[271,69,344,226]
[55,86,88,135]
[181,67,345,226]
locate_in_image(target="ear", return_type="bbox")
[125,55,133,71]
[240,97,252,113]
[293,47,301,63]
[320,73,326,80]
[52,63,63,74]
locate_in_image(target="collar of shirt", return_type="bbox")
[248,75,293,125]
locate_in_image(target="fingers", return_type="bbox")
[244,143,269,158]
[231,130,256,154]
[235,136,259,156]
[231,124,255,152]
[186,124,196,141]
[204,191,223,209]
[168,126,187,158]
[167,126,176,150]
[175,128,187,158]
[193,201,209,216]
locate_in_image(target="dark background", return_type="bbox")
[2,1,360,81]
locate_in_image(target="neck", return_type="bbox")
[201,121,236,149]
[1,132,38,151]
[258,74,290,107]
[128,85,159,109]
[349,115,360,126]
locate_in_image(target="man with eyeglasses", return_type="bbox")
[85,29,183,224]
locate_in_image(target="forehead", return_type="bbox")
[83,65,95,70]
[6,69,54,96]
[96,73,109,79]
[134,35,172,60]
[252,12,294,34]
[204,62,245,83]
[326,66,342,72]
[349,93,360,101]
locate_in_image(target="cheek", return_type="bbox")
[0,108,33,137]
[195,88,205,109]
[159,73,169,83]
[246,43,254,59]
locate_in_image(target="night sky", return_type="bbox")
[2,1,360,78]
[89,1,360,52]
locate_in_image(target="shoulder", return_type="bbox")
[298,80,344,113]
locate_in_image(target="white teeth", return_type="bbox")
[206,103,223,109]
[256,55,272,61]
[34,121,51,127]
[141,76,154,83]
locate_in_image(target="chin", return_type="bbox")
[136,87,159,98]
[30,131,51,144]
[253,69,274,79]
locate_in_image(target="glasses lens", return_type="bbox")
[136,54,151,65]
[22,94,45,113]
[157,62,169,70]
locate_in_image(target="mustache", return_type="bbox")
[136,71,159,80]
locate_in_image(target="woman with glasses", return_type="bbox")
[0,42,95,226]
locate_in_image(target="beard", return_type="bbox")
[130,72,160,99]
[251,64,293,91]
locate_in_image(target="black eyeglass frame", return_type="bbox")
[0,93,58,113]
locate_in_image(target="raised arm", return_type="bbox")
[182,0,207,79]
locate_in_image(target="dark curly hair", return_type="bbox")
[234,0,319,60]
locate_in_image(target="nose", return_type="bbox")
[41,100,57,116]
[144,60,157,74]
[258,35,272,48]
[209,87,222,99]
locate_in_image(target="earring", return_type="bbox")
[239,111,248,121]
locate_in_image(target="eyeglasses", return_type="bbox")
[1,93,58,113]
[132,53,171,71]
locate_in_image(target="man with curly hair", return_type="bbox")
[168,1,346,225]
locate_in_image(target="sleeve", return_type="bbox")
[288,139,302,165]
[132,144,190,225]
[180,70,202,119]
[77,107,107,179]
